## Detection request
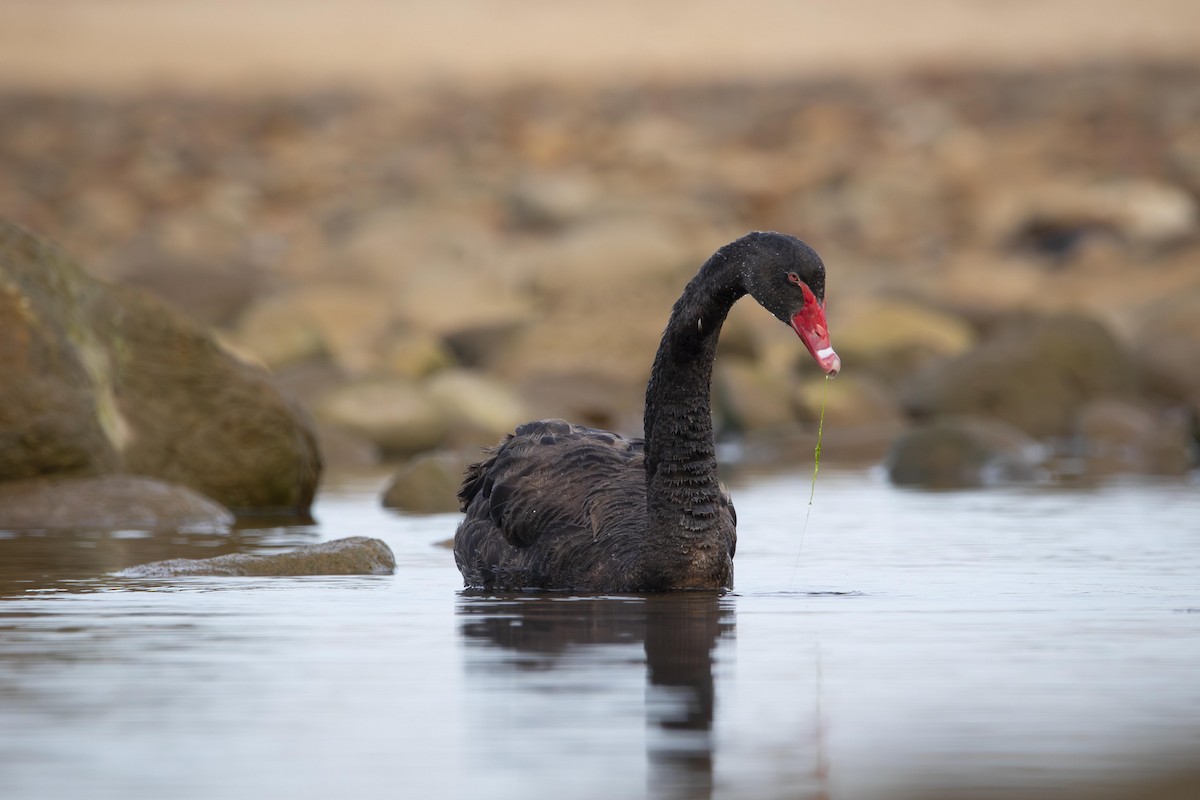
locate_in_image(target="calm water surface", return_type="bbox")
[1,469,1198,799]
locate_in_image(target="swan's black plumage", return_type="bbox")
[455,419,726,591]
[454,231,837,592]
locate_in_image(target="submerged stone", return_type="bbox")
[115,536,396,578]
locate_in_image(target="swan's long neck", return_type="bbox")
[638,245,747,588]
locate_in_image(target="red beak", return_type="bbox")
[790,285,841,376]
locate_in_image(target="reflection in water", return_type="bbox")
[0,516,316,596]
[643,596,727,800]
[2,474,1196,799]
[458,593,735,799]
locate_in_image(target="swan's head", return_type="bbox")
[740,232,841,377]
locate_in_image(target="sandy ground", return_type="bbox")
[1,0,1199,91]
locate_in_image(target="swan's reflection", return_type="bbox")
[458,592,734,799]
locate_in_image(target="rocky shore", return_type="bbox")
[2,61,1198,509]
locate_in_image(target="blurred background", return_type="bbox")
[2,0,1198,482]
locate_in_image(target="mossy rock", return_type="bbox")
[0,220,321,513]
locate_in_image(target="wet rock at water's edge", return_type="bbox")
[901,314,1138,439]
[115,536,396,578]
[1073,399,1193,477]
[0,475,234,532]
[0,220,322,513]
[1132,285,1200,407]
[886,416,1045,489]
[381,449,473,515]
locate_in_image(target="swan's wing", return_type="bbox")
[458,419,646,549]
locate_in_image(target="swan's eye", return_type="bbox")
[787,272,802,286]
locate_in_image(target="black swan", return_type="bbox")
[454,231,840,591]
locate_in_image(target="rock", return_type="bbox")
[927,255,1047,325]
[230,293,328,370]
[8,73,1200,483]
[520,218,695,299]
[715,303,765,362]
[1074,400,1192,476]
[424,369,529,448]
[782,153,952,256]
[442,321,525,369]
[394,268,532,342]
[505,170,600,231]
[739,417,905,469]
[494,293,665,383]
[381,450,472,514]
[514,369,644,434]
[0,220,322,512]
[886,416,1045,489]
[104,237,266,327]
[982,179,1198,255]
[1136,335,1200,408]
[317,378,447,456]
[379,328,455,378]
[792,374,903,429]
[335,206,501,286]
[1132,285,1200,405]
[90,287,321,513]
[233,285,396,374]
[714,359,796,434]
[832,298,976,385]
[272,358,349,408]
[314,422,381,469]
[490,221,697,382]
[901,314,1138,438]
[115,536,396,578]
[0,236,119,479]
[69,186,141,242]
[0,475,233,532]
[814,422,907,466]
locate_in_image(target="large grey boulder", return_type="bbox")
[0,220,321,512]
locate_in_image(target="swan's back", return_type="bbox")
[455,419,650,591]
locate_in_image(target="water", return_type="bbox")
[1,468,1198,800]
